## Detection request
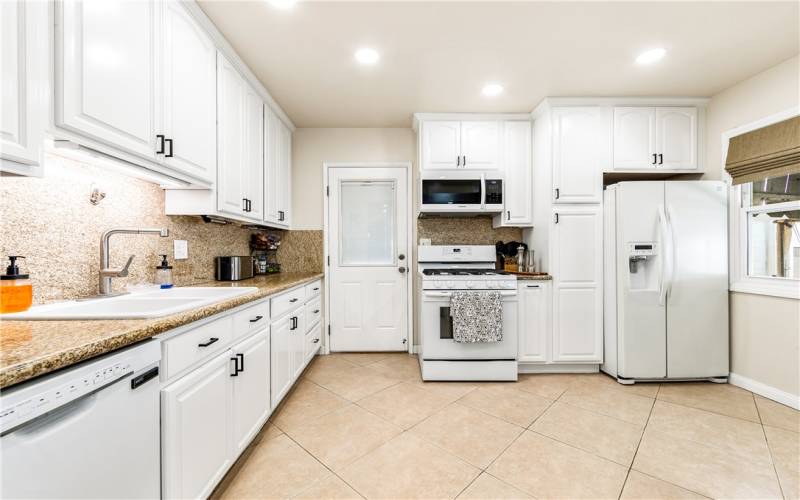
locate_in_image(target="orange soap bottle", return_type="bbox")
[1,256,32,313]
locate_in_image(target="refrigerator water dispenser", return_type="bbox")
[627,242,658,290]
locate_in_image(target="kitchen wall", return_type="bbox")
[417,217,522,246]
[705,54,800,400]
[0,154,255,304]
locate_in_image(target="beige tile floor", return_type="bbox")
[212,353,800,500]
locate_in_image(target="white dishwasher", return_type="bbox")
[1,340,161,499]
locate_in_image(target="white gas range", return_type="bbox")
[418,245,518,381]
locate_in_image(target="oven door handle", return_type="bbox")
[423,291,517,298]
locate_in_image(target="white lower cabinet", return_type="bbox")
[162,349,234,500]
[231,330,271,454]
[517,281,551,363]
[270,305,305,408]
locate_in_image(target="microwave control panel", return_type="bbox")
[485,179,503,204]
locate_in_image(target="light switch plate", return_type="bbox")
[173,240,189,260]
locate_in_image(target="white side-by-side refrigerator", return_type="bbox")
[602,181,729,382]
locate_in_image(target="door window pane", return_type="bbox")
[748,209,800,279]
[339,181,395,266]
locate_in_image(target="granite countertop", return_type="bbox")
[0,272,323,390]
[514,274,552,281]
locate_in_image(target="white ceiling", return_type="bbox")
[198,1,800,128]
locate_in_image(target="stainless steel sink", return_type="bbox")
[2,287,259,320]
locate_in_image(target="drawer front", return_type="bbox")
[304,280,322,300]
[305,297,322,331]
[305,322,322,362]
[163,316,234,380]
[272,287,305,319]
[232,300,270,340]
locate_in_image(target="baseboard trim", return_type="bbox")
[729,372,800,410]
[518,363,600,374]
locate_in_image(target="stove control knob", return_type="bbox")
[447,281,455,288]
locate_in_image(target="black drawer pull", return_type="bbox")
[313,309,320,314]
[198,337,219,347]
[313,339,320,344]
[289,298,299,303]
[313,287,319,291]
[230,356,239,376]
[237,353,244,373]
[249,315,263,323]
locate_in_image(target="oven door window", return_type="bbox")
[422,179,481,205]
[439,306,453,339]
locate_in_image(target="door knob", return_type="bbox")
[398,267,406,273]
[398,254,406,260]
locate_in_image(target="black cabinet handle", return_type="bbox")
[230,356,239,376]
[313,287,319,291]
[313,339,320,344]
[652,153,657,165]
[165,138,173,158]
[278,210,285,221]
[554,188,560,200]
[236,353,244,373]
[313,309,320,314]
[507,211,510,221]
[554,213,559,224]
[198,337,219,347]
[243,198,248,211]
[248,199,252,212]
[289,298,298,303]
[658,153,663,165]
[249,315,263,323]
[463,155,466,166]
[456,156,460,167]
[156,135,165,154]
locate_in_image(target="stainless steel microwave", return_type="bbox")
[420,175,503,213]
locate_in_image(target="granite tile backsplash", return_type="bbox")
[417,216,522,245]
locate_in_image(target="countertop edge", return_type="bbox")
[0,273,323,390]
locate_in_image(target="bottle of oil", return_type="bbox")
[1,256,32,313]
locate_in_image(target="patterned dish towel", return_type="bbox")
[450,291,503,343]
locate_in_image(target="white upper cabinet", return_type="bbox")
[656,107,697,170]
[57,0,157,159]
[552,107,604,204]
[612,106,698,171]
[216,53,246,217]
[551,206,603,363]
[1,0,47,174]
[159,0,216,183]
[494,121,532,227]
[422,121,461,170]
[420,120,500,170]
[243,85,264,221]
[263,108,291,228]
[461,121,500,169]
[276,120,292,226]
[613,107,656,170]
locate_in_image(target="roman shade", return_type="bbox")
[725,116,800,185]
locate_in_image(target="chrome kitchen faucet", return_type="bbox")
[98,227,169,296]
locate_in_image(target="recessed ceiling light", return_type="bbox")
[636,48,666,65]
[268,0,296,9]
[482,83,504,97]
[354,48,380,65]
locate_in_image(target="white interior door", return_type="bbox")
[328,167,408,351]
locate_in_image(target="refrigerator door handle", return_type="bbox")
[666,205,676,300]
[658,204,672,306]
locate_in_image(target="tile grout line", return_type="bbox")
[617,384,659,500]
[753,393,787,500]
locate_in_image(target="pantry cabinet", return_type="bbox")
[517,281,551,363]
[420,120,500,170]
[493,120,533,227]
[551,107,606,204]
[612,106,698,171]
[550,206,603,362]
[160,0,217,182]
[0,0,48,175]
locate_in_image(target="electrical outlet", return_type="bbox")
[173,240,189,260]
[420,238,432,246]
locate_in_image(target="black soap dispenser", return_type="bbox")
[155,255,173,289]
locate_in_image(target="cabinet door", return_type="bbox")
[276,121,292,226]
[243,85,264,221]
[231,330,270,454]
[551,206,603,362]
[1,0,47,171]
[501,121,532,225]
[552,108,603,204]
[518,281,550,363]
[656,107,697,170]
[263,107,280,224]
[613,107,656,170]
[216,53,245,216]
[162,350,234,500]
[270,315,293,408]
[422,121,460,170]
[58,0,157,160]
[160,0,216,183]
[461,121,500,170]
[290,310,306,379]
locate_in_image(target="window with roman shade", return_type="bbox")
[725,116,800,185]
